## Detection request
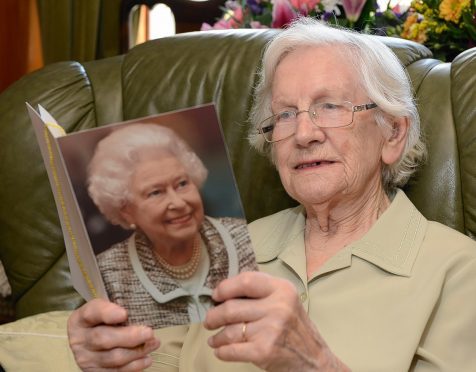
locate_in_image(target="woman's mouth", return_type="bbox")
[167,213,192,225]
[295,160,335,169]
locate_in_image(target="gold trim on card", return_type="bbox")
[44,125,98,298]
[45,122,66,135]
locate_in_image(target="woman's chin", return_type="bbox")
[166,222,200,241]
[288,182,343,207]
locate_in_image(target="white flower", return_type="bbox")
[321,0,342,14]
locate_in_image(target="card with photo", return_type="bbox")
[27,103,257,329]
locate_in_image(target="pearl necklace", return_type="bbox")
[154,236,201,280]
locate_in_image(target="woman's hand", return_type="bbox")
[67,298,160,371]
[204,272,350,372]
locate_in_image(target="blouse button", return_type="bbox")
[299,292,307,302]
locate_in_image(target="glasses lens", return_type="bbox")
[260,117,275,142]
[311,102,353,128]
[260,102,357,143]
[261,112,298,142]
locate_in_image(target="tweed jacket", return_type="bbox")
[97,216,257,329]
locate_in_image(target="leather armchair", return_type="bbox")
[0,29,475,320]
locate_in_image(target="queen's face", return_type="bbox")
[272,46,388,208]
[121,155,204,249]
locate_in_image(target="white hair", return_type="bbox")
[87,124,208,228]
[249,17,426,193]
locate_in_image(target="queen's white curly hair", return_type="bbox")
[87,124,208,229]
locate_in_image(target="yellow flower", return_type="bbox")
[415,21,429,43]
[412,0,426,13]
[439,0,470,23]
[423,8,434,18]
[401,13,428,43]
[401,13,418,38]
[435,24,448,34]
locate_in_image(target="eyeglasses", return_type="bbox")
[258,101,378,143]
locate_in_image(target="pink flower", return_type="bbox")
[342,0,367,22]
[200,4,244,30]
[201,23,214,31]
[391,0,411,16]
[228,6,244,27]
[289,0,320,14]
[271,0,297,28]
[250,21,269,28]
[201,19,232,30]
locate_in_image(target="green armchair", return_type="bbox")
[0,29,475,320]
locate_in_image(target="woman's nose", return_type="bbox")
[294,111,326,146]
[166,190,187,209]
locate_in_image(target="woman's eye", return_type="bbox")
[148,189,162,198]
[177,179,189,188]
[322,102,339,110]
[276,111,295,122]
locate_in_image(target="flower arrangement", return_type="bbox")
[201,0,373,30]
[201,0,476,61]
[399,0,475,61]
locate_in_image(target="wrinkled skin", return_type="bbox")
[205,271,351,372]
[203,46,407,370]
[67,299,160,371]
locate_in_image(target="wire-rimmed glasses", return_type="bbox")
[258,101,378,143]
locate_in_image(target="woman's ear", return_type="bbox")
[119,204,134,227]
[381,116,410,165]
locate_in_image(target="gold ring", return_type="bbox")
[241,322,247,342]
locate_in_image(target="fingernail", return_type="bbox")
[143,355,153,367]
[207,337,214,347]
[140,327,152,339]
[145,337,160,350]
[152,338,161,350]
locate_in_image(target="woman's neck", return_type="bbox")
[151,235,198,266]
[304,184,390,278]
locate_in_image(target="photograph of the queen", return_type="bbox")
[85,123,257,329]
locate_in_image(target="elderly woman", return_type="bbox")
[67,18,476,371]
[86,124,257,329]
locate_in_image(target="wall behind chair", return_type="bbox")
[0,0,123,94]
[0,0,43,93]
[37,0,122,64]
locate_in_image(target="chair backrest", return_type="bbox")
[0,29,475,319]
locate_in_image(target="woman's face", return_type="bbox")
[272,46,391,208]
[121,156,204,249]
